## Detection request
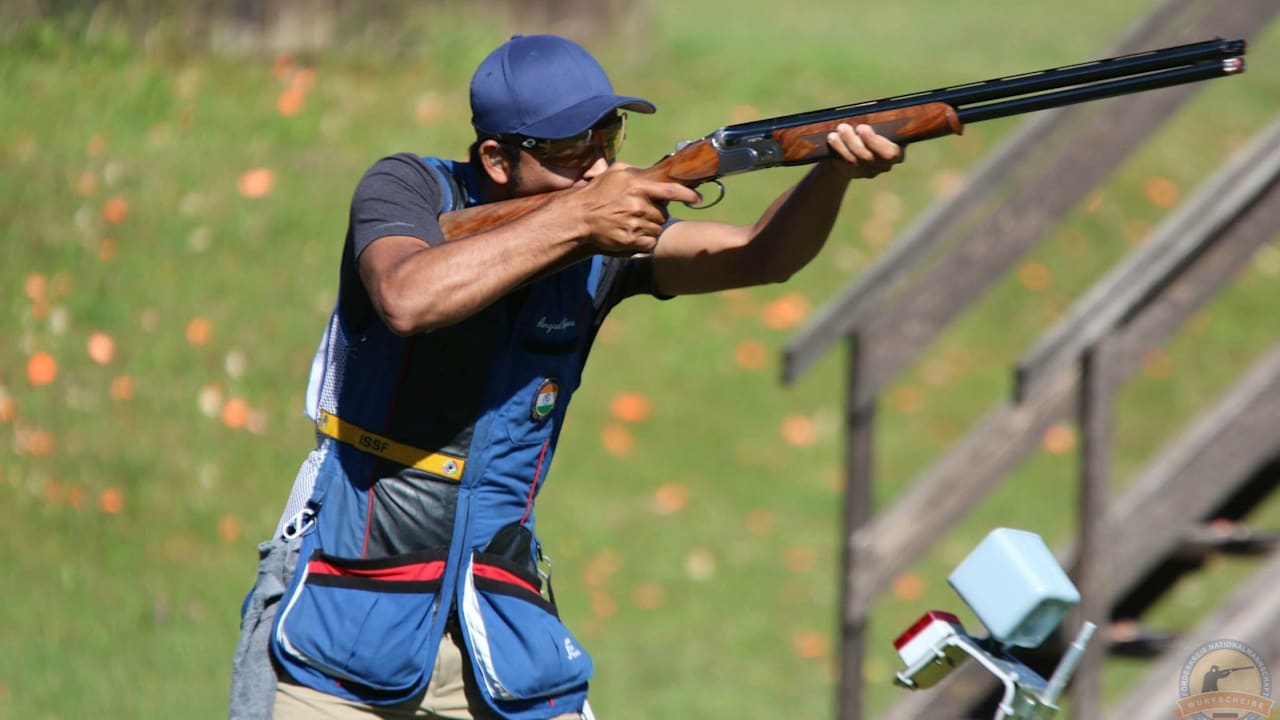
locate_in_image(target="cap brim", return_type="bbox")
[518,94,656,139]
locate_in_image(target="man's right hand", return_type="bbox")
[561,163,701,255]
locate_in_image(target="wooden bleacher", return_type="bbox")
[780,0,1280,716]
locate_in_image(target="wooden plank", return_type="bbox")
[1069,343,1119,719]
[1016,118,1280,402]
[780,0,1204,385]
[1104,549,1280,720]
[839,335,876,720]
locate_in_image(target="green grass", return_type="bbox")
[1,2,1279,718]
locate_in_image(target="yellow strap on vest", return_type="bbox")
[316,410,465,481]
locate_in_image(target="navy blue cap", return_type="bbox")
[470,34,655,140]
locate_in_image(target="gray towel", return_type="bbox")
[228,536,300,719]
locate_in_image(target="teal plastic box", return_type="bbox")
[947,528,1080,648]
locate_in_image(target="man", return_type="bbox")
[230,33,902,720]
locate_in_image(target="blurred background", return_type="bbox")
[1,1,1277,718]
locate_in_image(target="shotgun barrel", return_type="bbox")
[716,38,1245,153]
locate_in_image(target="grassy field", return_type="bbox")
[2,1,1279,718]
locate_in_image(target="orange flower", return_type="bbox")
[67,485,86,510]
[218,514,243,543]
[652,483,688,514]
[580,548,623,588]
[1016,261,1052,292]
[27,352,57,386]
[590,590,618,618]
[609,391,652,423]
[185,316,213,346]
[98,237,117,262]
[733,339,768,370]
[1042,423,1077,455]
[21,429,55,456]
[792,631,830,660]
[99,487,124,514]
[87,332,115,365]
[780,414,817,447]
[600,424,633,457]
[290,68,316,94]
[24,273,46,301]
[1144,176,1180,209]
[74,170,100,197]
[892,572,926,601]
[101,196,129,224]
[761,292,810,331]
[888,385,925,415]
[110,375,135,401]
[1141,349,1173,379]
[783,544,817,572]
[237,168,275,199]
[222,398,250,429]
[277,88,304,117]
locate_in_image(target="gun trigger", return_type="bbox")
[684,180,725,210]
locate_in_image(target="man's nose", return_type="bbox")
[581,155,611,182]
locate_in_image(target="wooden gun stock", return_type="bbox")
[439,102,961,242]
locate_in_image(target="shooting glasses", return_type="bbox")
[498,113,627,169]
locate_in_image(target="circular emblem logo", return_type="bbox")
[441,459,459,477]
[531,378,559,422]
[1176,638,1272,720]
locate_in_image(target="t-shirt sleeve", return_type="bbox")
[590,215,686,316]
[592,254,670,323]
[349,153,448,258]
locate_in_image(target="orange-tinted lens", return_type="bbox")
[532,114,626,168]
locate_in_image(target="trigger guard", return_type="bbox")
[683,180,725,210]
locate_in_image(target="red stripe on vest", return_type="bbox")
[307,559,445,582]
[473,563,540,596]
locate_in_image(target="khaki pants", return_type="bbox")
[273,626,582,720]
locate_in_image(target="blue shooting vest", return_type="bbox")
[270,157,600,718]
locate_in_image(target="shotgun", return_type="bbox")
[440,38,1246,240]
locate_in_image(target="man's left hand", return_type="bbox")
[823,123,904,180]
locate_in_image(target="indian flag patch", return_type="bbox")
[531,378,560,422]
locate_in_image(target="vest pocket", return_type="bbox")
[274,548,445,696]
[459,551,593,716]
